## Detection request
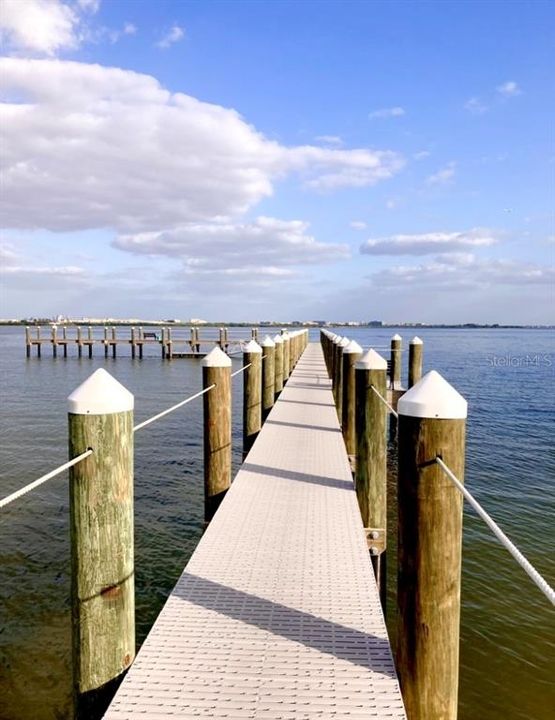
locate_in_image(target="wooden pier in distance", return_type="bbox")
[104,342,407,718]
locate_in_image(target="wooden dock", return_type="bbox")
[105,342,406,718]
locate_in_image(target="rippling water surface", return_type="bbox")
[0,326,553,719]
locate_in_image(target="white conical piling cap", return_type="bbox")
[273,333,283,344]
[333,335,343,344]
[281,331,290,340]
[243,339,262,354]
[68,368,134,415]
[355,348,388,370]
[339,337,350,348]
[202,346,232,367]
[343,339,363,354]
[410,336,423,345]
[391,333,402,342]
[398,370,467,419]
[261,335,275,348]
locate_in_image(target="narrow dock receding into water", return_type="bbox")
[105,343,406,718]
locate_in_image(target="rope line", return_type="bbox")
[133,385,215,432]
[0,449,93,510]
[370,385,398,418]
[231,363,251,378]
[435,457,555,606]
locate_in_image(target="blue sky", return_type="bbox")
[1,0,553,323]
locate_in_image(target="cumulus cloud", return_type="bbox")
[114,216,349,272]
[156,24,184,49]
[350,221,367,230]
[0,58,404,233]
[315,135,343,147]
[464,97,488,114]
[369,106,405,119]
[497,81,521,98]
[369,256,554,290]
[426,161,456,186]
[0,0,80,55]
[360,228,498,256]
[413,150,431,160]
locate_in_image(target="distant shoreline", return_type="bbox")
[1,320,553,330]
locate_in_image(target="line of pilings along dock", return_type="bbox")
[105,342,406,719]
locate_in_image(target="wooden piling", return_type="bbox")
[104,327,109,358]
[334,337,350,420]
[131,328,136,359]
[390,334,402,390]
[202,347,232,523]
[77,326,82,358]
[331,335,342,398]
[52,325,57,357]
[273,334,284,397]
[87,327,93,358]
[67,369,135,718]
[63,326,68,357]
[341,340,363,457]
[111,327,116,359]
[281,331,291,382]
[166,327,173,360]
[243,339,262,457]
[261,335,275,420]
[354,349,388,606]
[25,326,31,357]
[408,336,423,388]
[219,327,225,349]
[396,370,467,720]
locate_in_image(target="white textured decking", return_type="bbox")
[105,343,406,719]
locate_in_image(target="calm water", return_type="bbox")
[0,326,553,720]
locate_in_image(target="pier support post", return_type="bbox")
[166,327,173,360]
[87,327,93,359]
[52,325,58,357]
[408,336,423,388]
[138,328,143,359]
[341,340,363,457]
[68,369,135,719]
[219,327,225,349]
[202,347,232,523]
[261,335,275,421]
[331,335,342,399]
[354,349,388,606]
[111,327,116,358]
[396,370,467,720]
[63,326,68,357]
[334,337,350,421]
[131,328,136,359]
[25,326,31,357]
[281,331,291,382]
[77,326,82,358]
[273,334,284,398]
[243,339,262,457]
[390,334,402,390]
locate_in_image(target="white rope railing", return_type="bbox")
[435,457,555,606]
[231,363,251,378]
[133,385,215,432]
[370,385,398,418]
[0,449,93,510]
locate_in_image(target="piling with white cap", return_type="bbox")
[281,331,291,381]
[273,334,284,396]
[334,337,350,420]
[354,349,388,605]
[261,335,276,419]
[396,370,467,720]
[331,334,342,396]
[243,339,263,457]
[67,369,135,717]
[202,347,232,523]
[341,340,363,456]
[390,333,402,390]
[408,336,423,388]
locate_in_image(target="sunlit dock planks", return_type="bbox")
[105,343,406,719]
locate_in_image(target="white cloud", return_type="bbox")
[426,161,456,186]
[369,256,553,290]
[315,135,343,147]
[77,0,100,11]
[0,0,79,55]
[123,23,137,35]
[385,199,396,210]
[369,106,405,119]
[0,58,404,233]
[350,221,367,230]
[413,150,431,160]
[360,228,498,256]
[156,24,184,49]
[113,216,350,271]
[497,81,521,98]
[464,97,488,114]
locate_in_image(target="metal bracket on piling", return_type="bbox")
[365,527,386,555]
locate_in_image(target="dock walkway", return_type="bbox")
[106,343,406,718]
